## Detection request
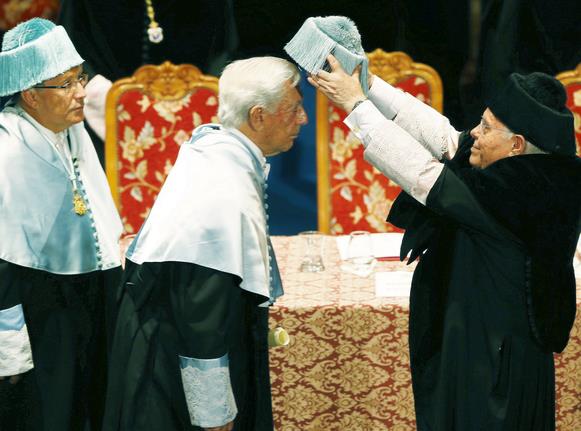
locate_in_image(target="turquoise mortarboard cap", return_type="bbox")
[0,18,84,96]
[284,16,369,95]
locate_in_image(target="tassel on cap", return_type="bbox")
[284,16,369,95]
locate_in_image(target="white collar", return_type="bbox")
[227,127,269,174]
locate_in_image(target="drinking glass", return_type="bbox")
[298,231,325,272]
[343,230,376,276]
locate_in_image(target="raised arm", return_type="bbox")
[310,55,449,205]
[367,76,460,159]
[310,55,460,159]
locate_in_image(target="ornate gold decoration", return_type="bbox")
[144,0,163,43]
[555,62,581,88]
[105,62,219,211]
[73,191,87,216]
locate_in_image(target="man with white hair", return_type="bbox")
[103,56,307,431]
[311,54,580,430]
[0,18,123,431]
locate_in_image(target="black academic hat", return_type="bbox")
[488,72,575,156]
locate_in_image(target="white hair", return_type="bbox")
[522,140,548,155]
[218,56,300,128]
[505,128,548,155]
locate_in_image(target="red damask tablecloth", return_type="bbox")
[269,236,581,431]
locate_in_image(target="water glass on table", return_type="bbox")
[343,230,376,276]
[298,231,325,272]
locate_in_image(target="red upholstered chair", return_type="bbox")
[316,50,444,234]
[0,0,59,30]
[105,62,219,234]
[556,63,581,156]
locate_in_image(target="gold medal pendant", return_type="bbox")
[73,191,87,216]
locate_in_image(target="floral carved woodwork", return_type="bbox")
[317,50,443,234]
[105,62,219,233]
[556,63,581,156]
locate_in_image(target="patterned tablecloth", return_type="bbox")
[269,235,581,431]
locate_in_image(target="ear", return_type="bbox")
[510,134,526,155]
[20,89,38,110]
[247,105,265,131]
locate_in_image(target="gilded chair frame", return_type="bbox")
[556,62,581,156]
[316,50,444,233]
[105,61,219,209]
[555,62,581,88]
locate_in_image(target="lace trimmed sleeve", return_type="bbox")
[0,304,34,376]
[179,352,238,428]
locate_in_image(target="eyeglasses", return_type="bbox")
[478,117,512,135]
[33,73,89,94]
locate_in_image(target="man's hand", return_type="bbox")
[308,54,367,113]
[0,375,22,384]
[204,420,234,431]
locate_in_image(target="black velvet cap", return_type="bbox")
[488,72,575,156]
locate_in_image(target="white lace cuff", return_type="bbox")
[345,102,443,205]
[0,304,34,376]
[344,100,385,147]
[179,353,238,428]
[368,76,407,120]
[393,92,460,159]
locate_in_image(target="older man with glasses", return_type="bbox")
[310,50,580,430]
[0,18,122,431]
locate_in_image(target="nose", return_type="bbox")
[470,124,480,140]
[73,83,86,100]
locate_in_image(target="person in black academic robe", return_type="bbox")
[310,54,580,430]
[103,56,307,431]
[0,19,123,431]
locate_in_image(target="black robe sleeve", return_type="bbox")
[105,260,273,431]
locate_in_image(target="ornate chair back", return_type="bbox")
[556,63,581,156]
[316,50,443,234]
[105,61,219,233]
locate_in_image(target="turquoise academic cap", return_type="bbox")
[0,18,84,96]
[284,16,369,95]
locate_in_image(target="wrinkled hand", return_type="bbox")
[0,375,22,384]
[204,420,234,431]
[307,54,368,113]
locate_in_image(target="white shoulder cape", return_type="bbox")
[0,107,122,274]
[127,124,283,304]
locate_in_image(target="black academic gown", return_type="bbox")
[0,260,121,431]
[103,260,273,431]
[389,134,581,431]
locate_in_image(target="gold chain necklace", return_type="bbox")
[145,0,164,43]
[21,110,87,216]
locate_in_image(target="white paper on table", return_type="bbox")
[336,232,404,261]
[375,271,413,297]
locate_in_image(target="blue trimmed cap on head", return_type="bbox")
[0,18,84,96]
[488,72,575,156]
[284,16,369,96]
